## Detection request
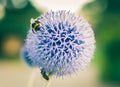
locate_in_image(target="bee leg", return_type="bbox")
[32,29,35,34]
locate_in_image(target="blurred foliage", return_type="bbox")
[0,0,42,59]
[81,0,120,84]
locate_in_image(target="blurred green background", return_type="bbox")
[81,0,120,84]
[0,0,120,87]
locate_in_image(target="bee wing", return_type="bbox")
[30,18,35,24]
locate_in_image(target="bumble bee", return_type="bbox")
[41,68,49,80]
[30,18,41,33]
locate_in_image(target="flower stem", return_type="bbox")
[26,68,36,87]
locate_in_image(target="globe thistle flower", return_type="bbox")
[22,10,95,79]
[21,46,36,67]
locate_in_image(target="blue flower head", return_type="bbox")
[21,46,36,67]
[22,10,95,77]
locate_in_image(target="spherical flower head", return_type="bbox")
[21,46,36,67]
[22,10,95,76]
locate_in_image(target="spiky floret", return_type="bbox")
[21,46,36,67]
[22,10,95,76]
